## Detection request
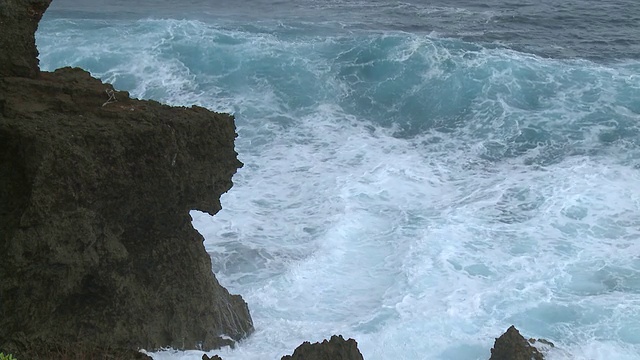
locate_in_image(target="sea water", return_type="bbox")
[37,1,640,359]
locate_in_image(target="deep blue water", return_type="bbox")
[45,0,640,62]
[38,1,640,359]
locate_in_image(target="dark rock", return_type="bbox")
[0,0,51,78]
[529,338,555,348]
[2,342,154,359]
[202,355,223,360]
[0,68,252,352]
[489,326,544,360]
[281,335,364,360]
[0,0,252,356]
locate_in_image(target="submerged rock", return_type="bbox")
[489,326,544,360]
[0,0,252,356]
[281,335,365,360]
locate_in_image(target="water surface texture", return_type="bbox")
[38,1,640,359]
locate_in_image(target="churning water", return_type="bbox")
[38,1,640,358]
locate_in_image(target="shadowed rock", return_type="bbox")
[281,335,365,360]
[489,326,544,360]
[0,0,51,78]
[0,0,252,357]
[5,343,154,360]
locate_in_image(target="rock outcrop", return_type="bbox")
[489,326,546,360]
[281,335,365,360]
[0,0,252,357]
[202,355,223,360]
[0,0,50,78]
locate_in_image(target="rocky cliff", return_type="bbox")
[0,0,252,356]
[0,0,49,78]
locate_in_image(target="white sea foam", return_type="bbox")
[184,105,640,359]
[36,17,640,360]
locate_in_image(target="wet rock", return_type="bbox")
[489,326,544,360]
[529,338,555,348]
[281,335,365,360]
[202,355,223,360]
[0,0,252,355]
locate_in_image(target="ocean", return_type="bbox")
[37,1,640,359]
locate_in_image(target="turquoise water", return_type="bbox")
[37,2,640,359]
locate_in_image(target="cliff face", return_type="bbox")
[0,0,50,78]
[0,0,252,354]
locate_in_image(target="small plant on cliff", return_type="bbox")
[0,353,17,360]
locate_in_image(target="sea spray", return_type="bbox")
[38,8,640,360]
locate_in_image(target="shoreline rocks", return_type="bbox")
[490,325,553,360]
[281,335,364,360]
[0,0,252,357]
